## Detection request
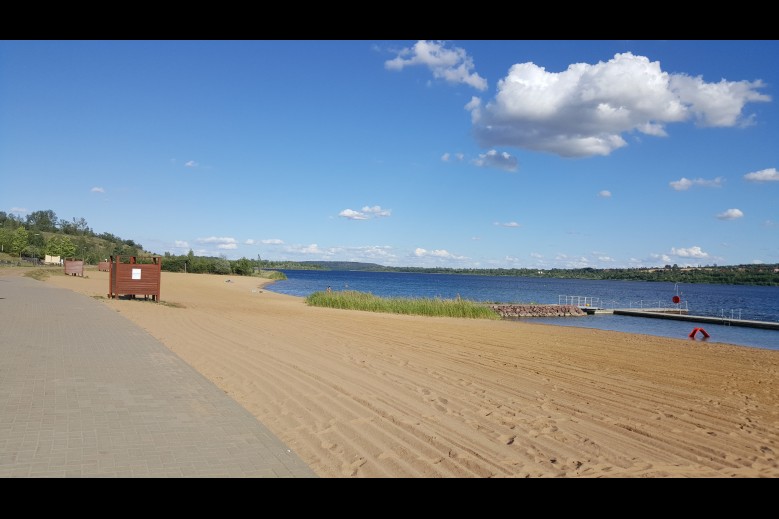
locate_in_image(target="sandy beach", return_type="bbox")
[10,266,779,477]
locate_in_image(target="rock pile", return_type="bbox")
[490,304,586,318]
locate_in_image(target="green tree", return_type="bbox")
[45,235,77,258]
[0,228,13,254]
[11,227,29,257]
[26,210,59,232]
[232,257,253,276]
[213,258,231,275]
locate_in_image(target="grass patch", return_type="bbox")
[159,300,185,308]
[305,290,501,320]
[258,269,286,280]
[23,269,51,281]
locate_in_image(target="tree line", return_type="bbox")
[5,209,778,284]
[0,209,311,276]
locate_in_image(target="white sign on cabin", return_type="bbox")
[132,268,141,280]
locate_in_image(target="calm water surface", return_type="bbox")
[267,270,779,351]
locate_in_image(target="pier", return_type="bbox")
[610,309,779,330]
[559,294,779,330]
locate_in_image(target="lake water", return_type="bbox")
[266,269,779,351]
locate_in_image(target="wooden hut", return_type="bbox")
[63,259,84,276]
[108,255,162,301]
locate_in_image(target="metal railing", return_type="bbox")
[559,295,602,308]
[628,299,688,313]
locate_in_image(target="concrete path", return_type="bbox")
[0,275,317,478]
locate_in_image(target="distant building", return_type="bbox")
[45,255,63,265]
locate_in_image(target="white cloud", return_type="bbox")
[91,186,105,193]
[669,74,770,127]
[173,240,189,248]
[597,255,614,262]
[651,253,673,263]
[598,190,612,198]
[716,208,744,220]
[385,40,488,91]
[744,167,779,182]
[261,238,284,245]
[441,152,465,163]
[10,207,27,214]
[295,244,325,254]
[670,176,724,190]
[197,236,238,250]
[469,52,770,158]
[413,247,467,260]
[362,205,391,217]
[339,205,391,220]
[339,209,368,220]
[472,149,518,171]
[671,246,709,258]
[244,239,255,245]
[752,259,765,264]
[494,221,521,227]
[530,252,543,259]
[185,160,198,167]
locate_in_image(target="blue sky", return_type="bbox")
[1,40,777,269]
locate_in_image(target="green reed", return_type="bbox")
[305,290,501,319]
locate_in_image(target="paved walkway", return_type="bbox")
[0,275,317,478]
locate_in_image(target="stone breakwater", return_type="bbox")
[490,304,586,318]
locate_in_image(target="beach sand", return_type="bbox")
[11,266,779,477]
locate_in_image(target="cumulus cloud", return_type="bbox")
[244,239,255,245]
[669,74,770,127]
[468,52,770,158]
[744,167,779,182]
[671,246,709,258]
[197,236,238,249]
[651,253,673,263]
[339,205,392,220]
[287,244,326,255]
[91,186,105,193]
[413,247,467,260]
[472,149,518,171]
[441,152,465,162]
[10,207,27,215]
[185,160,198,167]
[173,240,189,248]
[598,190,612,198]
[385,40,487,91]
[494,221,521,227]
[261,238,284,245]
[717,208,744,220]
[669,176,725,190]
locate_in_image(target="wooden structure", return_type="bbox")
[108,255,162,301]
[98,261,111,272]
[63,259,84,277]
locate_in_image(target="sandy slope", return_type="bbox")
[15,266,779,477]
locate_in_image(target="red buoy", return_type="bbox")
[689,327,710,339]
[672,295,680,304]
